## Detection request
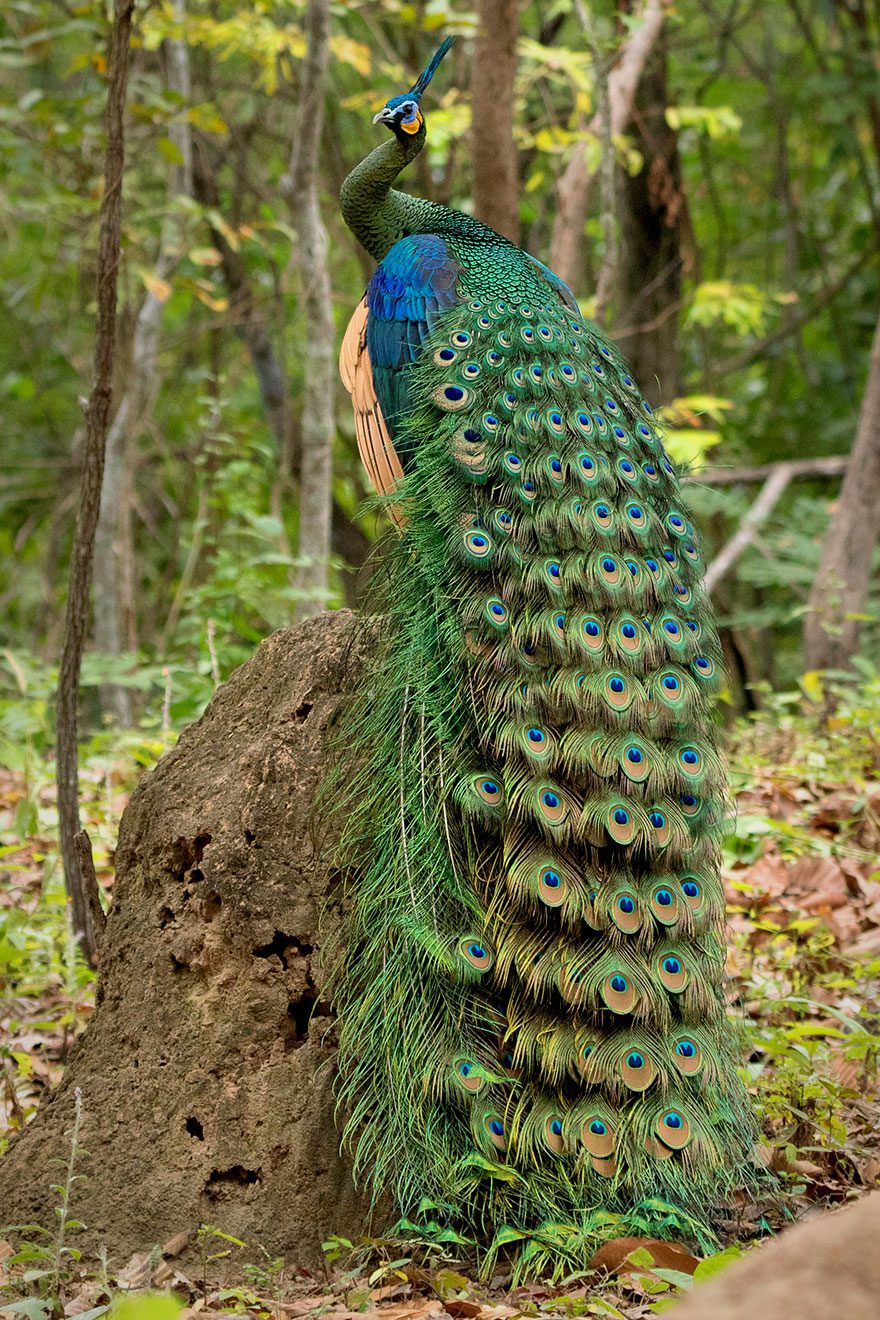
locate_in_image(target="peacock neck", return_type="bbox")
[340,133,445,262]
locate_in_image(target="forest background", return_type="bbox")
[2,0,880,1313]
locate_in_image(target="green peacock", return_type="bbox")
[332,37,760,1266]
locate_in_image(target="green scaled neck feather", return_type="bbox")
[331,36,762,1276]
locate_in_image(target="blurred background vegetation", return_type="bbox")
[2,0,879,741]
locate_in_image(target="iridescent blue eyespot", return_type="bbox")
[602,557,616,572]
[650,811,666,828]
[664,1111,682,1129]
[610,976,627,993]
[605,397,618,413]
[663,549,676,562]
[469,943,487,959]
[481,780,499,795]
[664,621,680,636]
[676,1041,695,1058]
[626,1051,644,1068]
[619,897,635,914]
[439,348,455,361]
[444,386,464,402]
[620,461,634,474]
[548,562,560,578]
[622,624,636,638]
[664,957,681,974]
[646,558,659,572]
[627,747,642,763]
[543,791,559,808]
[463,428,480,443]
[610,677,625,693]
[638,423,651,437]
[614,808,629,825]
[528,728,545,743]
[490,603,505,617]
[682,881,699,898]
[490,1119,504,1136]
[600,345,612,358]
[663,676,679,691]
[590,1119,606,1134]
[656,889,673,906]
[585,621,599,636]
[550,1118,563,1136]
[543,869,561,888]
[681,793,698,807]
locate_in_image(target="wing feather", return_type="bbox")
[339,297,405,518]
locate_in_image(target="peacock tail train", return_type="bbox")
[330,39,760,1272]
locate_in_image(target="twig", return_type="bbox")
[55,0,134,967]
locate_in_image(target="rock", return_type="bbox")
[0,612,372,1267]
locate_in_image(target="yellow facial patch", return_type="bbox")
[401,109,423,135]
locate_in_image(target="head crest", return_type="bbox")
[409,36,456,101]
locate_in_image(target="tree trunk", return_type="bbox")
[286,0,335,622]
[93,6,194,723]
[2,613,373,1263]
[803,309,880,670]
[56,0,134,965]
[549,0,667,293]
[472,0,520,244]
[614,25,683,404]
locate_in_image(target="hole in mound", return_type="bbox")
[203,891,221,921]
[186,1115,204,1140]
[205,1166,261,1200]
[294,701,313,723]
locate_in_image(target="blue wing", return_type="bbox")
[366,234,461,471]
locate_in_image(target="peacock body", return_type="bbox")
[333,38,758,1266]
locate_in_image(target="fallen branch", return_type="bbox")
[55,0,134,965]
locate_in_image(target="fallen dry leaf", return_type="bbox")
[588,1236,701,1275]
[443,1303,483,1318]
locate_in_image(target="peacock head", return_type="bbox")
[372,36,455,142]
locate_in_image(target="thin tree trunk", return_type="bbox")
[803,310,880,670]
[93,3,193,723]
[614,21,683,404]
[191,145,370,582]
[285,0,334,621]
[56,0,134,965]
[549,0,667,292]
[472,0,520,243]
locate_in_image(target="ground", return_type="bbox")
[1,662,879,1319]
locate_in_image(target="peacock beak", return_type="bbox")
[372,107,395,125]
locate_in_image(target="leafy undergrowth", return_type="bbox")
[2,669,880,1318]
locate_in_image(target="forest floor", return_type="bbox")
[2,674,880,1320]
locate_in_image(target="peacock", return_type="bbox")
[332,36,760,1269]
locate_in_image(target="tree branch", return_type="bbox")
[696,455,849,486]
[703,465,794,592]
[55,0,134,966]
